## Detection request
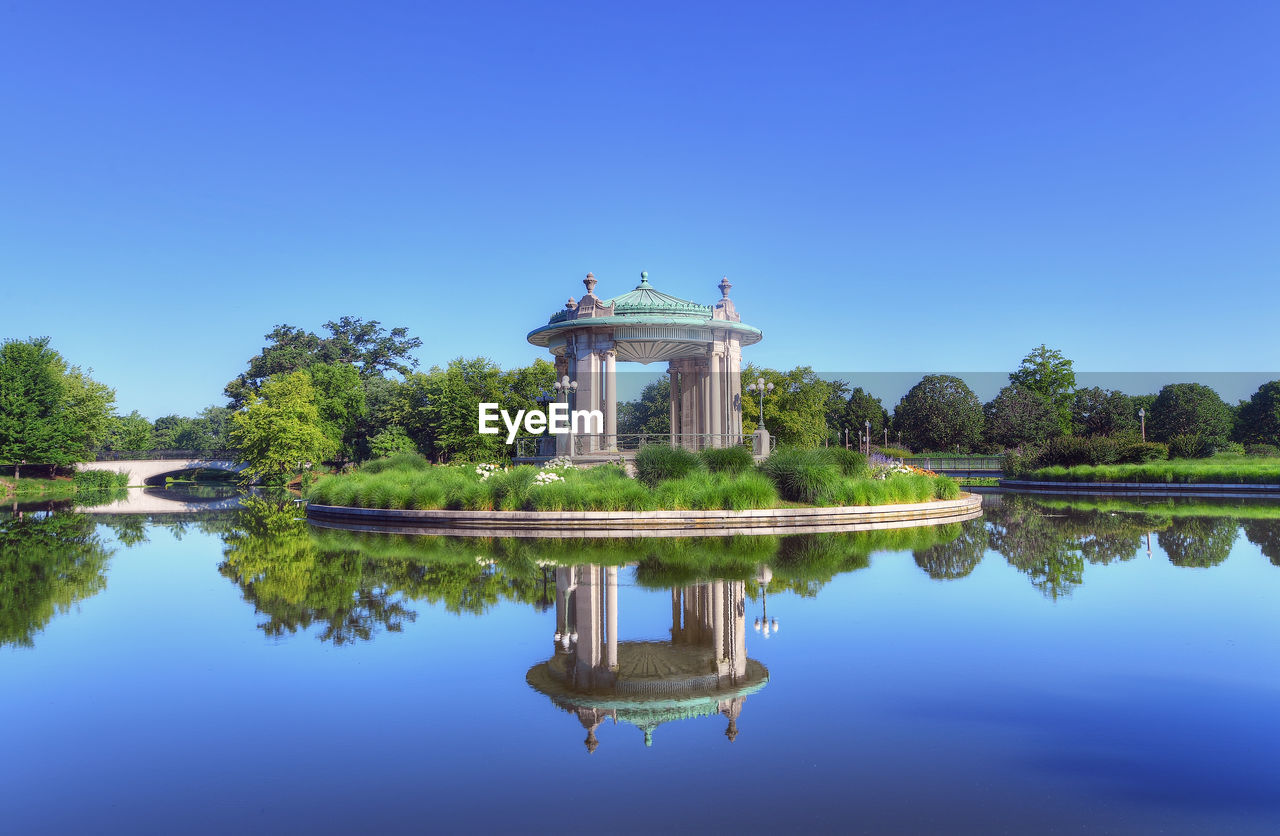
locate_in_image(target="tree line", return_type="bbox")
[4,327,1279,482]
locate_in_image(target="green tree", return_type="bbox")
[307,362,368,463]
[1148,383,1232,443]
[1009,345,1076,433]
[984,385,1060,448]
[741,365,833,447]
[1236,381,1280,446]
[892,374,984,453]
[618,377,672,435]
[60,367,117,455]
[105,410,154,451]
[1071,387,1137,437]
[828,386,889,448]
[0,338,75,476]
[231,371,337,483]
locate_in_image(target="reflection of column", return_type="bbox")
[711,580,725,672]
[606,566,618,669]
[574,565,602,673]
[604,350,617,450]
[728,580,746,679]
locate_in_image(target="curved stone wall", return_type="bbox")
[305,493,983,538]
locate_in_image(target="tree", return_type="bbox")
[984,385,1060,448]
[1009,345,1076,433]
[618,377,672,435]
[740,365,833,447]
[105,411,154,451]
[828,386,889,447]
[1071,387,1137,437]
[225,318,421,408]
[1236,380,1280,446]
[231,371,337,483]
[306,362,368,463]
[0,338,80,476]
[892,375,984,453]
[60,367,116,455]
[1148,383,1232,443]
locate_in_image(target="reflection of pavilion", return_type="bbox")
[526,565,769,751]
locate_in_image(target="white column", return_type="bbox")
[574,345,596,454]
[668,366,679,447]
[604,350,617,450]
[709,350,723,446]
[575,564,602,672]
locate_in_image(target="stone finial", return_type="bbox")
[725,717,739,743]
[639,270,649,286]
[718,276,732,299]
[583,272,597,297]
[566,297,577,311]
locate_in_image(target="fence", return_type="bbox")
[92,449,242,461]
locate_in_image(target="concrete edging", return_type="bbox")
[305,493,983,538]
[1000,479,1280,499]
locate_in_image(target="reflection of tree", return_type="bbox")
[913,518,988,580]
[99,515,149,546]
[1158,518,1238,568]
[0,512,113,648]
[1242,520,1280,567]
[985,495,1085,600]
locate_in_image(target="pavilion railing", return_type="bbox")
[511,434,750,459]
[92,449,242,461]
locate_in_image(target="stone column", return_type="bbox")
[604,350,617,450]
[699,363,711,449]
[555,354,572,457]
[668,365,679,447]
[680,362,696,446]
[575,564,602,676]
[727,338,743,442]
[574,342,596,455]
[606,566,618,669]
[709,348,723,446]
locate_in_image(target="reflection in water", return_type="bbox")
[914,519,989,579]
[1243,519,1280,566]
[526,565,767,750]
[0,511,113,648]
[1159,518,1239,568]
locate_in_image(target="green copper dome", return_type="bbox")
[602,273,714,318]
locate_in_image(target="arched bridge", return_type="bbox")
[79,450,249,486]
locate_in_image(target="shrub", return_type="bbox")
[1039,436,1119,467]
[700,445,754,474]
[72,470,128,490]
[1115,441,1168,464]
[635,444,705,486]
[827,447,870,477]
[1167,434,1207,459]
[876,445,912,459]
[761,448,840,503]
[1246,443,1280,457]
[1002,446,1043,478]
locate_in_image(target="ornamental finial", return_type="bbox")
[718,276,732,299]
[583,272,597,297]
[565,297,577,311]
[639,271,649,286]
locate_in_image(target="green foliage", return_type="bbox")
[231,370,337,483]
[1246,443,1280,457]
[0,338,115,473]
[1149,383,1232,444]
[1236,380,1280,447]
[1071,387,1137,437]
[72,470,128,490]
[827,385,888,447]
[913,517,988,579]
[740,364,835,447]
[984,385,1060,448]
[617,377,671,435]
[1008,344,1076,433]
[1025,453,1280,484]
[1116,441,1168,463]
[368,426,416,457]
[876,445,912,459]
[635,444,705,486]
[1167,434,1208,459]
[827,446,869,477]
[105,410,153,451]
[892,374,985,453]
[761,447,841,503]
[360,452,432,474]
[306,362,368,462]
[699,445,754,474]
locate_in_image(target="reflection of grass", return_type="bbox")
[1030,495,1280,520]
[308,457,960,512]
[1026,454,1280,484]
[3,477,79,499]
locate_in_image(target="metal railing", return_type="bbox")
[901,456,1004,473]
[93,449,242,461]
[511,434,750,459]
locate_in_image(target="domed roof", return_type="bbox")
[602,273,713,318]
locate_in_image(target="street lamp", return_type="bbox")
[555,376,579,454]
[865,419,871,455]
[753,566,780,639]
[745,378,774,428]
[1138,407,1146,442]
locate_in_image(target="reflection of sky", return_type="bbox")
[2,522,1278,834]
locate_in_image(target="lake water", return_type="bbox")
[3,491,1278,834]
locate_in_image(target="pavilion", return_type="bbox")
[526,272,764,458]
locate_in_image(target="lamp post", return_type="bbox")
[554,376,578,454]
[745,378,774,429]
[865,419,871,455]
[754,566,780,639]
[1139,407,1146,442]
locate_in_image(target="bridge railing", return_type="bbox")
[93,449,242,461]
[900,456,1005,472]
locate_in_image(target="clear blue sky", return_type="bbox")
[2,0,1277,418]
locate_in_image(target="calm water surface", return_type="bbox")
[2,491,1278,834]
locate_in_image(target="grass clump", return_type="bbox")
[1025,454,1280,485]
[700,446,755,474]
[360,452,432,474]
[761,448,841,503]
[635,444,705,486]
